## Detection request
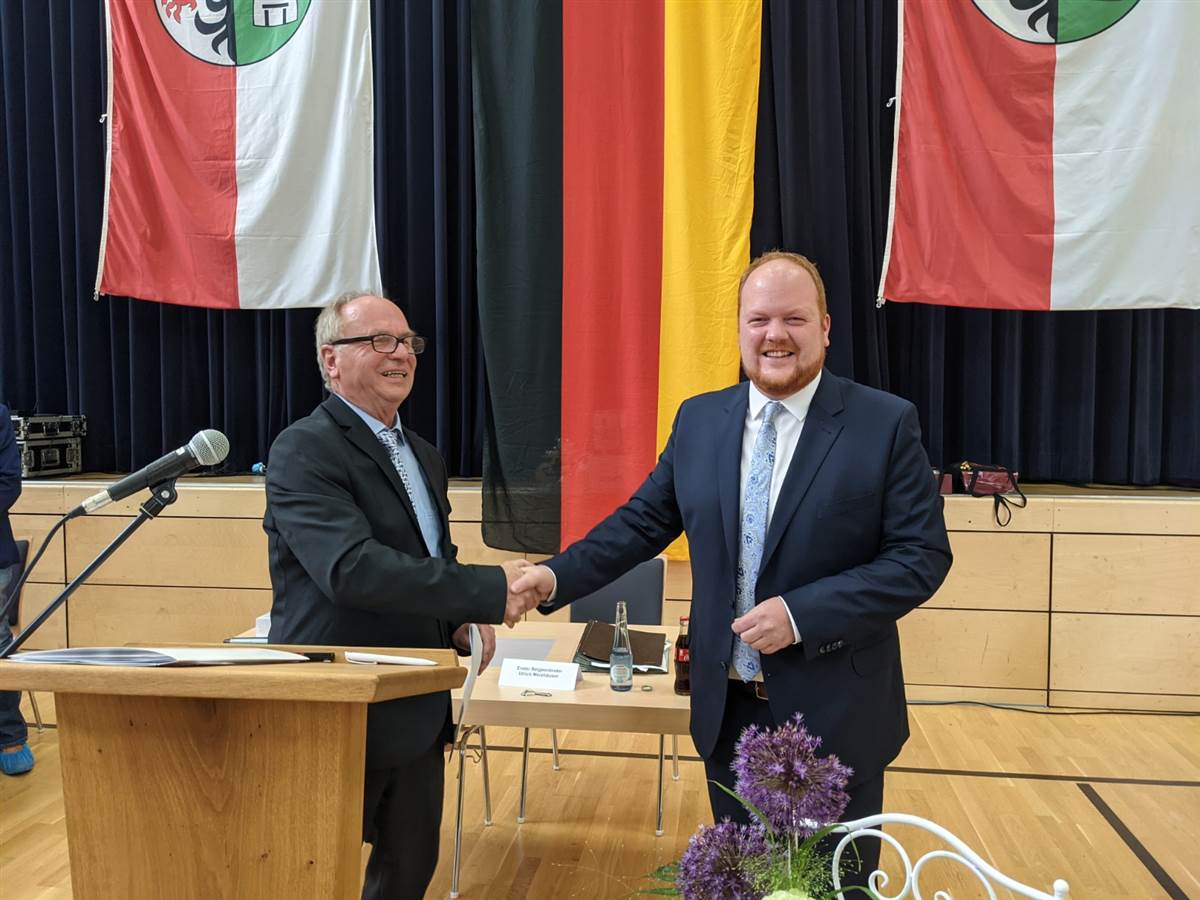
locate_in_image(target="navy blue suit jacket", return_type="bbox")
[542,371,952,784]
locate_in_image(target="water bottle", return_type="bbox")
[609,600,634,692]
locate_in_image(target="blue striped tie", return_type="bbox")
[733,400,782,681]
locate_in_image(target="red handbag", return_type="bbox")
[957,461,1027,526]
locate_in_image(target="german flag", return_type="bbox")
[474,1,761,555]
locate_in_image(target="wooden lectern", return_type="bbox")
[0,647,465,899]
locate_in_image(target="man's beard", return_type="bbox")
[746,346,824,398]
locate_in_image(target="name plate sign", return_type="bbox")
[498,658,581,692]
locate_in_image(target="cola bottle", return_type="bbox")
[673,615,690,695]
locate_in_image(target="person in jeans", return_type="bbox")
[0,402,33,775]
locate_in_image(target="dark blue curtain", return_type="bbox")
[0,0,483,476]
[752,0,1199,487]
[2,0,1196,487]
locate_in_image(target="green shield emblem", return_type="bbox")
[156,0,313,66]
[973,0,1142,44]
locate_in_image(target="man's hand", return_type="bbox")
[731,596,795,655]
[509,564,555,606]
[501,559,541,627]
[451,622,496,672]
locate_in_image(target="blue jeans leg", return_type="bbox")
[0,565,29,749]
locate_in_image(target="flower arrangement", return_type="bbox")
[645,714,873,900]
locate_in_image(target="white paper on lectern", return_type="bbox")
[344,652,438,666]
[148,647,312,664]
[6,646,311,666]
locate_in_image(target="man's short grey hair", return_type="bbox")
[315,290,374,389]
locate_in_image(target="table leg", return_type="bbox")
[655,733,665,837]
[671,734,679,781]
[518,727,530,824]
[479,727,493,827]
[551,728,560,770]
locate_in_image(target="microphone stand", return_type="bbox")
[0,480,180,659]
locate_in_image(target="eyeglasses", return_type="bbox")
[329,333,427,355]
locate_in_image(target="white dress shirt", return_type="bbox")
[739,370,823,647]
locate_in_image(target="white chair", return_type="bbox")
[449,625,492,900]
[830,813,1070,899]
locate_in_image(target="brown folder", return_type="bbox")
[575,620,668,670]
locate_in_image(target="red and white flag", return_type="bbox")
[96,0,381,310]
[880,0,1200,311]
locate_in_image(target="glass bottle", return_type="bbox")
[673,615,690,695]
[609,600,634,692]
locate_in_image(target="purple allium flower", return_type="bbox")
[732,713,852,837]
[677,820,770,900]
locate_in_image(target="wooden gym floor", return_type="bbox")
[1,702,1197,899]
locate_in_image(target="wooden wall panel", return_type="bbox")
[68,585,272,647]
[450,523,512,566]
[664,564,692,602]
[65,517,270,589]
[662,599,691,628]
[899,609,1049,690]
[1052,498,1200,535]
[1050,613,1200,696]
[927,532,1049,611]
[9,514,66,583]
[9,484,64,515]
[13,582,68,649]
[1053,534,1200,615]
[16,477,1200,709]
[59,483,266,519]
[447,483,483,522]
[942,496,1053,532]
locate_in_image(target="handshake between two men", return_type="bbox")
[451,561,554,674]
[499,560,556,627]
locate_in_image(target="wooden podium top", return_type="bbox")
[0,646,465,703]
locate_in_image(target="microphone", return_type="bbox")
[75,430,231,515]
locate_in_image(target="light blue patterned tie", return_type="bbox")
[376,428,441,557]
[733,400,782,681]
[376,428,418,504]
